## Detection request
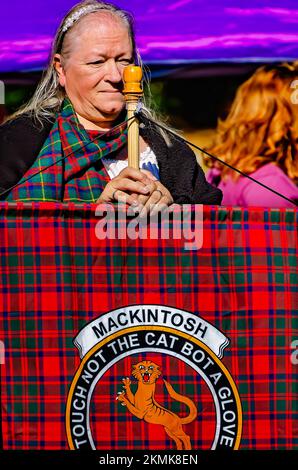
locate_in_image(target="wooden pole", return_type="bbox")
[123,65,143,169]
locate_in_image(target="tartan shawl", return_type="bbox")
[0,203,297,450]
[6,98,128,202]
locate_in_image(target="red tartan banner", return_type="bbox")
[0,202,297,450]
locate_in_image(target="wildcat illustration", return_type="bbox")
[117,360,197,450]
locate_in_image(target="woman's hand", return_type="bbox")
[96,167,153,206]
[97,167,174,216]
[136,169,174,216]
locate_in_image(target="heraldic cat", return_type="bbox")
[117,360,197,450]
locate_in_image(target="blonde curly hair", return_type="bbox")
[207,63,298,184]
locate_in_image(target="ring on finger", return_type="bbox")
[154,189,163,198]
[112,189,119,200]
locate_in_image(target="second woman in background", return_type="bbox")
[206,63,298,207]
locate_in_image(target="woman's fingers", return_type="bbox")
[97,168,174,212]
[118,167,152,185]
[135,181,174,217]
[140,169,158,182]
[97,177,151,203]
[114,178,152,196]
[139,188,168,217]
[108,169,153,204]
[111,189,139,206]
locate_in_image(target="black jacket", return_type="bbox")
[0,114,222,204]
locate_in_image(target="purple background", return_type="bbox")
[1,0,298,73]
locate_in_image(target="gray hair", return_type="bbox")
[8,1,141,125]
[8,0,175,144]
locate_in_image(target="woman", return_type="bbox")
[206,63,298,207]
[0,0,222,211]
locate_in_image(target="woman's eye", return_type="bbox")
[118,59,132,65]
[88,60,105,65]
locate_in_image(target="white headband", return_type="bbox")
[61,5,99,34]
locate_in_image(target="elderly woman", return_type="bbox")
[0,0,222,209]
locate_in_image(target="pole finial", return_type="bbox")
[123,65,143,97]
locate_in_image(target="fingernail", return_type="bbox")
[131,200,139,206]
[140,208,148,219]
[142,185,151,193]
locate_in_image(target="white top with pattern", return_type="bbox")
[102,146,160,180]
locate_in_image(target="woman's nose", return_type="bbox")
[104,59,122,83]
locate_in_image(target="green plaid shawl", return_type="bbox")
[6,98,128,202]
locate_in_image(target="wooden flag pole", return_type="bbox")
[123,65,143,169]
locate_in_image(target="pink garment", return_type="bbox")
[206,163,298,208]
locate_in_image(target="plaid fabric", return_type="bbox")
[0,203,297,450]
[5,98,127,202]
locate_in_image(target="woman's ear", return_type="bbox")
[53,54,66,87]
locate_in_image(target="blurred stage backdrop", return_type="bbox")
[1,0,298,158]
[2,0,298,71]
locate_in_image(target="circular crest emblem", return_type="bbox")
[66,305,242,449]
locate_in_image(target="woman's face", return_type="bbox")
[54,12,133,128]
